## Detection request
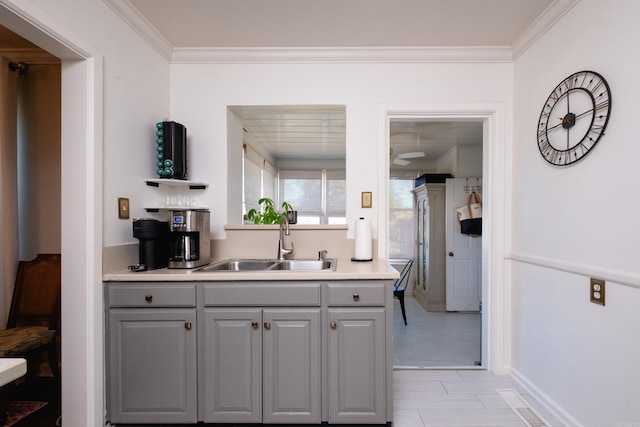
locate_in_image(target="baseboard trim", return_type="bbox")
[510,367,583,427]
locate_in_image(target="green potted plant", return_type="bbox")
[282,201,297,224]
[246,198,296,224]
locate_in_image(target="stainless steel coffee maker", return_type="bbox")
[168,209,210,269]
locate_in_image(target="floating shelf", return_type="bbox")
[144,206,209,212]
[144,179,208,190]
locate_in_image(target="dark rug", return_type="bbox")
[2,401,47,427]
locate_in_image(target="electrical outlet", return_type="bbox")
[118,197,130,219]
[590,278,605,306]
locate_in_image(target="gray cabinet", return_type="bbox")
[263,309,321,423]
[105,279,391,425]
[106,284,197,424]
[326,283,387,424]
[201,282,321,424]
[202,308,262,422]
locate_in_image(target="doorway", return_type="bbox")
[388,119,482,368]
[0,6,103,426]
[379,104,506,371]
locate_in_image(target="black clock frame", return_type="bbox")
[537,70,611,166]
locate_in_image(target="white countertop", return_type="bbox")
[0,358,26,387]
[103,257,399,282]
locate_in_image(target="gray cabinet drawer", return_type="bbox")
[327,283,386,306]
[203,282,321,306]
[107,283,196,307]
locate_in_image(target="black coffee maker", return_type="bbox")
[133,218,170,270]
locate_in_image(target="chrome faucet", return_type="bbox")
[277,215,294,260]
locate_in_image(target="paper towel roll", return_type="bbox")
[353,217,372,261]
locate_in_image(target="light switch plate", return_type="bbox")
[118,197,130,219]
[362,192,372,208]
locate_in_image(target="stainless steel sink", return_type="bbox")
[195,258,336,272]
[196,259,278,272]
[269,259,336,271]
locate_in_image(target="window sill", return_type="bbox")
[225,224,348,231]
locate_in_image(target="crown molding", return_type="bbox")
[103,0,173,61]
[171,46,514,64]
[511,0,580,60]
[0,47,60,64]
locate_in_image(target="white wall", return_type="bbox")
[457,145,482,178]
[170,62,513,243]
[17,63,61,260]
[511,0,640,424]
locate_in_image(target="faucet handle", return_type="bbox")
[318,250,328,260]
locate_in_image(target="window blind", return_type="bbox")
[389,178,415,259]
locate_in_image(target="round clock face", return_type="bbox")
[537,70,611,166]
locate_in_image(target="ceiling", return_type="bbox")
[128,0,553,48]
[230,106,484,172]
[229,105,347,164]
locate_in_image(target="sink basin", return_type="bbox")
[195,258,336,272]
[196,259,278,272]
[269,259,336,271]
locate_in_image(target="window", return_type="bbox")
[278,170,346,224]
[326,170,346,224]
[242,144,276,220]
[389,176,415,259]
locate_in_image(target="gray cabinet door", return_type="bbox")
[202,308,262,423]
[328,308,386,424]
[107,309,197,424]
[263,309,321,424]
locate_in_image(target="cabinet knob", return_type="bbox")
[145,295,153,303]
[330,321,337,329]
[184,322,192,330]
[264,322,271,330]
[353,293,360,301]
[252,321,259,329]
[448,252,454,257]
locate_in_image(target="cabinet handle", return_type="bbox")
[252,321,259,329]
[264,322,271,330]
[330,321,337,329]
[184,322,192,330]
[353,293,360,301]
[144,295,153,303]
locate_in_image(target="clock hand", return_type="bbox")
[547,120,565,132]
[548,113,575,131]
[573,108,594,120]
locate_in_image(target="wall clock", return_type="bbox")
[537,70,611,166]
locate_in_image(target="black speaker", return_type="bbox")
[155,120,187,180]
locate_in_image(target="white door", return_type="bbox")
[445,178,482,311]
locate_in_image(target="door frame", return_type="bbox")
[378,104,509,374]
[0,3,104,426]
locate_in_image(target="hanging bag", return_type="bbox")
[456,192,482,236]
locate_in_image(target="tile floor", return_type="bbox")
[392,369,565,426]
[393,295,481,367]
[391,296,564,426]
